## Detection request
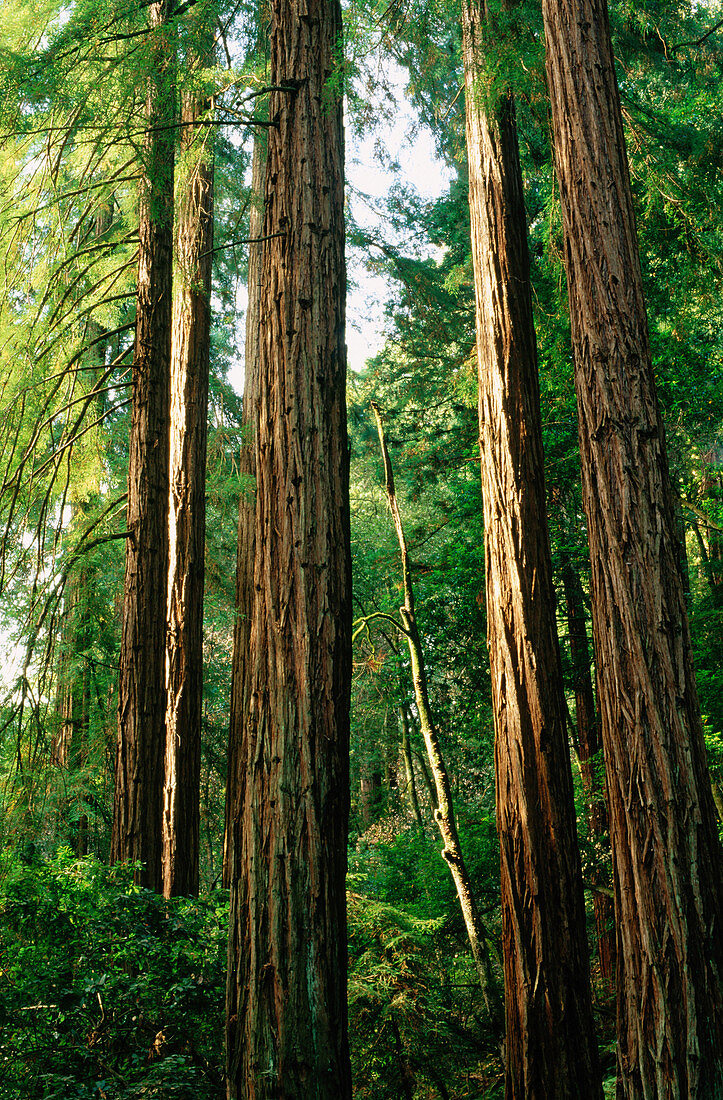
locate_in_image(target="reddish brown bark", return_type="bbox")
[162,49,214,899]
[111,0,174,892]
[222,129,265,892]
[561,553,615,988]
[224,0,352,1090]
[461,1,601,1095]
[542,0,723,1092]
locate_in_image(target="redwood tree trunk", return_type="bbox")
[111,0,174,892]
[224,0,352,1090]
[163,47,214,899]
[461,2,601,1095]
[561,552,615,988]
[542,0,723,1093]
[222,128,265,891]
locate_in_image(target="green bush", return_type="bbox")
[0,851,227,1099]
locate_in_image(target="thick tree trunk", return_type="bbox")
[224,0,352,1091]
[111,0,174,892]
[162,51,214,899]
[372,402,503,1035]
[542,0,723,1093]
[561,554,615,988]
[461,2,601,1095]
[222,129,265,892]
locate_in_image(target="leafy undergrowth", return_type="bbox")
[0,841,614,1099]
[348,885,504,1099]
[0,852,227,1099]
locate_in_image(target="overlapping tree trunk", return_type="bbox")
[111,0,174,892]
[224,0,352,1090]
[222,129,264,891]
[461,1,602,1094]
[163,42,214,899]
[542,0,723,1092]
[560,551,615,988]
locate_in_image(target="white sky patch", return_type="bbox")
[346,67,454,373]
[228,60,454,393]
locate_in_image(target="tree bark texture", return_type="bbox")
[561,553,615,988]
[163,55,214,899]
[372,401,503,1036]
[461,2,602,1095]
[112,0,174,892]
[224,0,352,1091]
[223,129,265,891]
[542,0,723,1093]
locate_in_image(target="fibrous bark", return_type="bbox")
[542,0,723,1092]
[224,0,352,1090]
[560,551,615,988]
[111,0,174,892]
[461,2,601,1095]
[222,128,265,891]
[163,43,214,899]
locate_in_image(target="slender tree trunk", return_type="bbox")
[400,703,424,829]
[461,2,601,1094]
[111,0,174,892]
[542,0,723,1093]
[54,552,90,855]
[222,129,265,892]
[360,758,382,827]
[162,42,214,899]
[674,497,691,608]
[372,402,503,1035]
[224,0,352,1089]
[701,455,723,596]
[711,780,723,828]
[561,553,616,988]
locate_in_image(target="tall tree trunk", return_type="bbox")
[461,2,601,1095]
[222,128,265,892]
[54,550,90,855]
[162,40,214,899]
[372,402,503,1035]
[224,0,352,1090]
[111,0,174,892]
[560,553,615,988]
[360,756,383,827]
[542,0,723,1093]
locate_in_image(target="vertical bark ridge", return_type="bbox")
[163,39,215,899]
[461,1,602,1094]
[223,127,266,891]
[542,0,723,1093]
[112,0,174,892]
[224,0,352,1091]
[561,549,615,988]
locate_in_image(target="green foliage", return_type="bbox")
[0,852,227,1099]
[348,860,503,1099]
